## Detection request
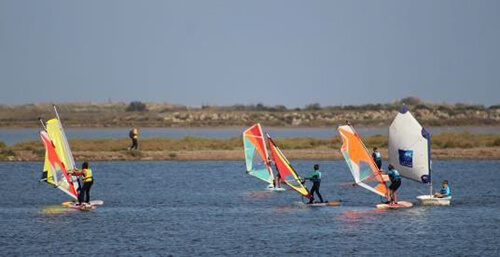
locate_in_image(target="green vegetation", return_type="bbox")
[126,101,148,112]
[5,133,500,153]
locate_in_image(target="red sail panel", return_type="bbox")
[243,124,269,164]
[40,131,78,199]
[268,136,310,198]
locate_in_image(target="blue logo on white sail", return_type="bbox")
[398,149,413,168]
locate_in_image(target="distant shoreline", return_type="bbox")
[2,133,499,161]
[3,147,500,162]
[1,100,499,128]
[0,121,500,128]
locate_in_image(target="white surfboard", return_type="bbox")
[376,201,413,209]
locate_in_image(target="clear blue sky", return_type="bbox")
[1,0,499,107]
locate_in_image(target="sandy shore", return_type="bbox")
[4,147,500,161]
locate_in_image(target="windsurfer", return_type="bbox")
[268,157,283,189]
[433,180,451,198]
[69,161,94,206]
[372,147,382,170]
[305,164,323,203]
[385,164,401,204]
[274,172,282,189]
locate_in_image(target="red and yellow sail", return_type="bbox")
[267,135,310,198]
[40,131,78,199]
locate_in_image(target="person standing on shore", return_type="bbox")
[372,147,382,170]
[129,127,139,150]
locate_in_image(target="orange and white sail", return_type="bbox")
[338,124,388,198]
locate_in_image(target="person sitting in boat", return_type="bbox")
[305,164,324,204]
[434,180,451,198]
[69,161,94,206]
[385,164,401,204]
[372,147,382,170]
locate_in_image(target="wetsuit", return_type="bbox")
[372,151,382,170]
[306,170,323,203]
[73,168,94,204]
[386,168,401,191]
[274,172,282,188]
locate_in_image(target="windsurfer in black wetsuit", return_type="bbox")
[268,157,282,189]
[305,164,324,204]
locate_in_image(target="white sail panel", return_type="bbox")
[388,106,431,183]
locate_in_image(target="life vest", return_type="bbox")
[83,168,93,182]
[311,170,321,183]
[440,186,451,196]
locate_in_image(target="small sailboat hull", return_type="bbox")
[376,201,413,209]
[416,195,451,206]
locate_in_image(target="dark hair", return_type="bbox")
[388,164,394,170]
[443,180,449,184]
[373,147,378,151]
[314,164,319,170]
[82,161,89,169]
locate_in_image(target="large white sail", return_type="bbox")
[388,106,431,183]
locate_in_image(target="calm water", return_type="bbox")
[0,160,499,256]
[1,126,500,145]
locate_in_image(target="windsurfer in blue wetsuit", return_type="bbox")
[434,180,451,198]
[305,164,324,204]
[372,147,382,170]
[385,164,401,204]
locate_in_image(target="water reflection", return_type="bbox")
[39,205,75,215]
